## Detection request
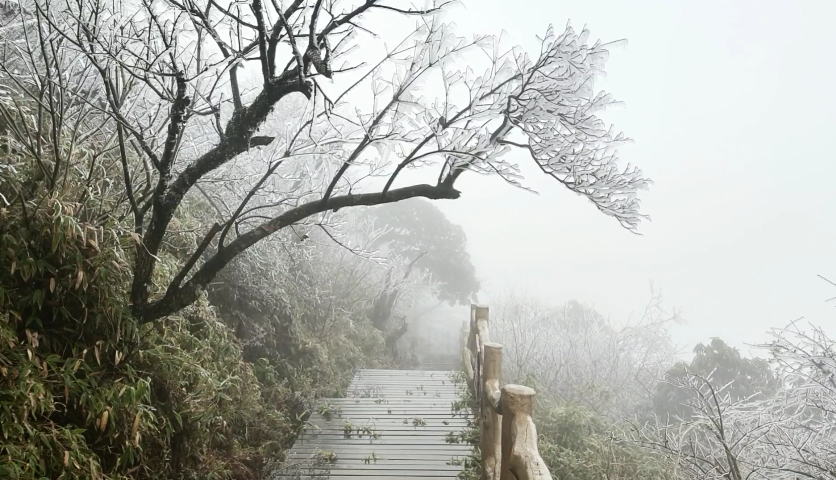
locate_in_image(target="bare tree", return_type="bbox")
[1,0,650,324]
[492,286,680,417]
[630,372,765,480]
[632,321,836,480]
[490,290,554,383]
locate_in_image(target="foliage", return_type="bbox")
[354,199,480,305]
[652,337,778,422]
[205,220,392,399]
[0,160,388,479]
[0,194,140,479]
[0,0,649,325]
[632,322,836,480]
[492,288,680,417]
[0,191,297,479]
[536,403,675,480]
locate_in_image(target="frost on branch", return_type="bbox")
[631,322,836,480]
[5,0,652,321]
[506,25,650,231]
[414,23,650,230]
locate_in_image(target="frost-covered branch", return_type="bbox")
[632,320,836,480]
[5,0,651,323]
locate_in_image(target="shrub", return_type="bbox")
[0,191,303,478]
[536,403,674,480]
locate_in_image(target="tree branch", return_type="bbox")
[268,0,305,76]
[167,222,223,293]
[218,158,285,249]
[159,71,189,172]
[129,70,310,316]
[251,0,270,84]
[139,183,461,322]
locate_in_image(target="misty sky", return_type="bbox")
[417,0,836,354]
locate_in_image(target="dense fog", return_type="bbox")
[1,0,834,479]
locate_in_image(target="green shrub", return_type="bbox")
[0,193,325,479]
[535,403,674,480]
[0,196,142,479]
[0,169,393,479]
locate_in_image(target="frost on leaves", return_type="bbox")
[632,322,836,480]
[504,25,649,231]
[4,0,649,322]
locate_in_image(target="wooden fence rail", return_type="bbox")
[460,304,552,480]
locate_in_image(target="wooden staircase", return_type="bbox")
[274,368,472,479]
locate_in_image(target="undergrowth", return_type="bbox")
[0,180,386,479]
[535,403,676,480]
[447,371,480,480]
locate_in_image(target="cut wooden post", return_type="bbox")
[461,320,475,394]
[473,304,490,343]
[471,304,489,403]
[467,305,479,352]
[473,304,489,322]
[481,342,503,480]
[460,304,552,480]
[499,385,552,480]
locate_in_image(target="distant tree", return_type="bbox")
[0,0,650,325]
[358,199,480,305]
[350,197,478,361]
[559,299,607,332]
[653,337,777,422]
[493,288,680,417]
[633,322,836,480]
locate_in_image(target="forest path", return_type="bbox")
[273,368,472,479]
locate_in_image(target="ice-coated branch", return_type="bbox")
[13,0,652,324]
[506,25,650,231]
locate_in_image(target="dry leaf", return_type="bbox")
[99,410,109,432]
[131,412,141,438]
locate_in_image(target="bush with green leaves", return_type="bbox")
[0,193,299,479]
[535,403,675,480]
[0,137,401,479]
[0,195,140,479]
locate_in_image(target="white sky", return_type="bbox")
[227,0,835,357]
[411,0,836,355]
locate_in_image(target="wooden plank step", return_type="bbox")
[276,368,474,478]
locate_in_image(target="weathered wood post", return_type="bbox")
[461,320,475,394]
[460,304,552,480]
[481,342,503,480]
[499,385,552,480]
[471,305,489,402]
[460,319,467,360]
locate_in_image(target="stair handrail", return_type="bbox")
[460,304,552,480]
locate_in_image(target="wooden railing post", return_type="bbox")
[460,304,551,480]
[461,320,475,395]
[481,342,503,480]
[499,385,552,480]
[471,305,489,402]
